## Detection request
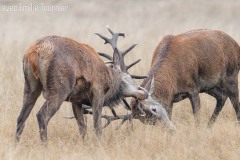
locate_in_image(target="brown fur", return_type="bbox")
[139,29,240,126]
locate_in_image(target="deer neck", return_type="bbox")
[103,68,124,106]
[142,67,176,106]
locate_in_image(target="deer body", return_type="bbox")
[16,31,148,142]
[138,29,240,126]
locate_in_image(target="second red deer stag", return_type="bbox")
[16,27,148,142]
[131,29,240,127]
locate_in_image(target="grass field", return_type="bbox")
[1,0,240,159]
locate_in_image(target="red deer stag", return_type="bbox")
[16,27,148,142]
[131,29,240,127]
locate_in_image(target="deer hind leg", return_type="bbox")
[189,91,201,126]
[36,92,69,142]
[206,87,228,127]
[72,103,87,139]
[16,77,42,143]
[224,74,240,123]
[93,99,104,138]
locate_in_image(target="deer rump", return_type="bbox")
[134,29,240,127]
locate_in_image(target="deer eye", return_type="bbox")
[152,107,157,112]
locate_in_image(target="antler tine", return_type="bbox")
[96,26,125,50]
[104,61,114,64]
[122,44,137,57]
[107,26,125,38]
[101,115,118,128]
[115,118,132,130]
[126,59,141,70]
[130,75,148,79]
[106,26,114,35]
[98,52,113,60]
[122,98,131,110]
[136,103,146,116]
[109,105,119,118]
[117,44,137,72]
[82,105,118,118]
[109,33,125,50]
[101,114,133,129]
[95,33,110,44]
[63,109,93,119]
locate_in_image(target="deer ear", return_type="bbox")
[113,48,121,68]
[149,76,155,95]
[145,76,154,95]
[145,79,151,92]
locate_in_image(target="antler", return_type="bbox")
[96,26,147,79]
[64,100,146,129]
[69,108,133,129]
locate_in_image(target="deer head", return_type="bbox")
[130,77,176,131]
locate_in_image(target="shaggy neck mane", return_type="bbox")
[104,68,124,107]
[141,35,174,88]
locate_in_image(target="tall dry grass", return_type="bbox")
[1,0,240,159]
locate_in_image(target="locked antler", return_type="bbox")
[64,108,134,129]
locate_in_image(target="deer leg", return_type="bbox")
[229,94,240,123]
[16,79,42,143]
[72,103,87,139]
[189,92,201,125]
[36,94,67,142]
[224,76,240,123]
[206,88,228,127]
[92,95,104,138]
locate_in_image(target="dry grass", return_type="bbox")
[1,0,240,159]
